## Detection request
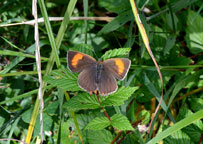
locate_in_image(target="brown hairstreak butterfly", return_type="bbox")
[67,50,131,96]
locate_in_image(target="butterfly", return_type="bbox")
[67,50,131,96]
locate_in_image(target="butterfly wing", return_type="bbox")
[98,65,118,96]
[67,51,96,73]
[103,58,131,80]
[78,65,97,93]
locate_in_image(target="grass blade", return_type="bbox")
[147,109,203,144]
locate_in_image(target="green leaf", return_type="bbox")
[168,70,202,106]
[22,108,54,137]
[98,10,133,35]
[176,107,203,143]
[111,114,134,131]
[163,129,193,144]
[44,68,80,91]
[101,86,138,107]
[87,129,113,144]
[85,116,110,130]
[169,56,193,66]
[177,107,203,130]
[63,93,100,111]
[69,43,94,57]
[73,33,109,51]
[98,0,130,13]
[147,109,203,144]
[67,114,101,131]
[166,12,178,31]
[101,48,131,60]
[183,124,202,143]
[64,86,137,111]
[21,108,33,123]
[143,73,175,123]
[150,25,167,51]
[185,10,203,54]
[60,121,71,144]
[137,110,150,125]
[190,98,203,112]
[163,35,176,55]
[172,0,199,12]
[34,113,54,137]
[44,101,59,115]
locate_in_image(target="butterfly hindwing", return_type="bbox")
[78,65,97,93]
[98,64,118,96]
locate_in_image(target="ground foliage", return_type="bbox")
[0,0,203,144]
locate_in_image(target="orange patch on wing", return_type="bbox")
[71,53,83,68]
[115,59,125,75]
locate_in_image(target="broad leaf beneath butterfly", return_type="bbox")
[44,69,80,91]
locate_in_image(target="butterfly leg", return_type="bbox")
[89,91,92,95]
[94,90,97,95]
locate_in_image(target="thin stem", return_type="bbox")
[102,107,111,122]
[95,93,111,121]
[198,134,203,144]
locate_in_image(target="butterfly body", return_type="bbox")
[95,62,104,84]
[67,50,131,96]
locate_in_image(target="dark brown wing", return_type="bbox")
[103,58,131,80]
[67,51,96,73]
[98,65,118,96]
[78,66,97,93]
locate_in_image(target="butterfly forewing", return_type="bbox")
[103,58,131,80]
[67,51,96,73]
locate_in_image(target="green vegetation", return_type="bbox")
[0,0,202,143]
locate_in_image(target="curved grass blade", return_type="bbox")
[130,0,164,134]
